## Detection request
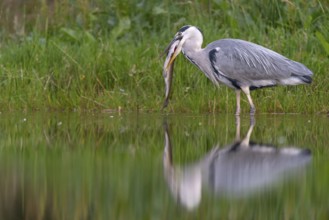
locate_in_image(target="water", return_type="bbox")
[0,112,328,219]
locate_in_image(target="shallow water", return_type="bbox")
[0,112,328,219]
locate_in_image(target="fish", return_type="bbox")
[162,39,180,109]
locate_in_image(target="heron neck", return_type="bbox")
[182,46,207,76]
[182,46,203,63]
[182,40,202,57]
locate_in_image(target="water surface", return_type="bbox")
[0,113,328,219]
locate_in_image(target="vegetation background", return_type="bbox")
[0,0,328,113]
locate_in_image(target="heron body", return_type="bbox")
[163,25,313,115]
[163,118,311,210]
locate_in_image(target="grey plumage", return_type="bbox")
[163,118,311,210]
[163,25,313,114]
[205,39,312,88]
[205,141,311,196]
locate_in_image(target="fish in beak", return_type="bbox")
[162,35,183,109]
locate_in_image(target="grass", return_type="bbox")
[0,0,328,113]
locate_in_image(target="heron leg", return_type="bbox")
[235,115,240,141]
[241,86,256,115]
[241,119,255,148]
[235,90,241,116]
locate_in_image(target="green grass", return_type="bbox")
[0,0,328,113]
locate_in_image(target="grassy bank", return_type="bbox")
[0,0,328,113]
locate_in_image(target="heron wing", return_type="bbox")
[207,39,312,85]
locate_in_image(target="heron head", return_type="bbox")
[163,25,203,71]
[162,25,203,109]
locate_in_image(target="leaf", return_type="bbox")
[84,31,96,42]
[110,17,131,40]
[316,31,329,55]
[152,5,167,15]
[60,28,80,42]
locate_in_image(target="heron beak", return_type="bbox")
[162,36,183,109]
[166,53,178,71]
[163,36,182,71]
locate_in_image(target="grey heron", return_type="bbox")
[162,25,313,115]
[163,118,311,210]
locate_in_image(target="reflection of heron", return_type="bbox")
[162,25,313,115]
[163,117,311,210]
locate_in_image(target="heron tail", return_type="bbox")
[281,61,313,85]
[291,74,312,84]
